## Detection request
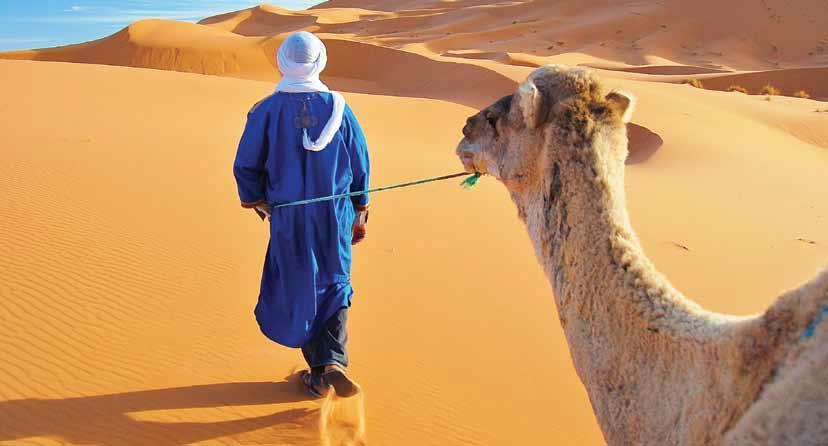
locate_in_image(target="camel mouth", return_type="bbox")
[456,143,485,175]
[458,152,478,173]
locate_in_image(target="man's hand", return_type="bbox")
[352,207,369,245]
[254,203,272,221]
[352,223,366,245]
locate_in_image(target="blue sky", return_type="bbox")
[0,1,320,51]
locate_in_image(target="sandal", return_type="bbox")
[299,370,330,398]
[322,366,361,398]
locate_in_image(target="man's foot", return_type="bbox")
[299,370,330,398]
[322,365,361,398]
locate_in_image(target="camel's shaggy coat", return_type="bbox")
[456,65,828,445]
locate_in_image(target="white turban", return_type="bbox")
[275,31,345,152]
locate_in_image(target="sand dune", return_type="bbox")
[4,0,827,101]
[0,20,277,81]
[700,67,828,100]
[290,0,828,71]
[0,58,596,445]
[2,56,827,445]
[0,18,515,108]
[1,0,827,444]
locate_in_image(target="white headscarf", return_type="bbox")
[275,31,345,152]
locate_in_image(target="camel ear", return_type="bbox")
[512,80,543,128]
[605,90,636,123]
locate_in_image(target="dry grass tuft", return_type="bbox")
[683,78,704,89]
[760,84,780,96]
[793,90,811,99]
[727,85,749,94]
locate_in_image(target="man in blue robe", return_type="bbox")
[233,31,370,398]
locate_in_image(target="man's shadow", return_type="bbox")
[0,378,321,445]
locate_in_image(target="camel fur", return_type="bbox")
[455,65,828,445]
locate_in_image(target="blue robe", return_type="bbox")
[233,92,370,348]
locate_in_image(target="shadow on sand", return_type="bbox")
[0,379,322,445]
[626,123,663,164]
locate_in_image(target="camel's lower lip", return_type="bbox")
[458,153,478,173]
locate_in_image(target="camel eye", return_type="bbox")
[462,118,474,137]
[486,114,500,136]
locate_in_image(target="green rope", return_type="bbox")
[271,172,482,209]
[460,172,481,189]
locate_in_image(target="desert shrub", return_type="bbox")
[683,78,704,89]
[793,90,811,99]
[760,84,780,96]
[727,85,749,94]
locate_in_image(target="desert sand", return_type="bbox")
[1,1,826,444]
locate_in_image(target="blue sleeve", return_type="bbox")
[344,105,371,208]
[233,100,270,207]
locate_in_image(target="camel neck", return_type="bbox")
[509,130,754,444]
[515,135,716,342]
[517,132,822,443]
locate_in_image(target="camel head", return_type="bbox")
[456,65,636,193]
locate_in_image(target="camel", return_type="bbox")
[455,65,828,445]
